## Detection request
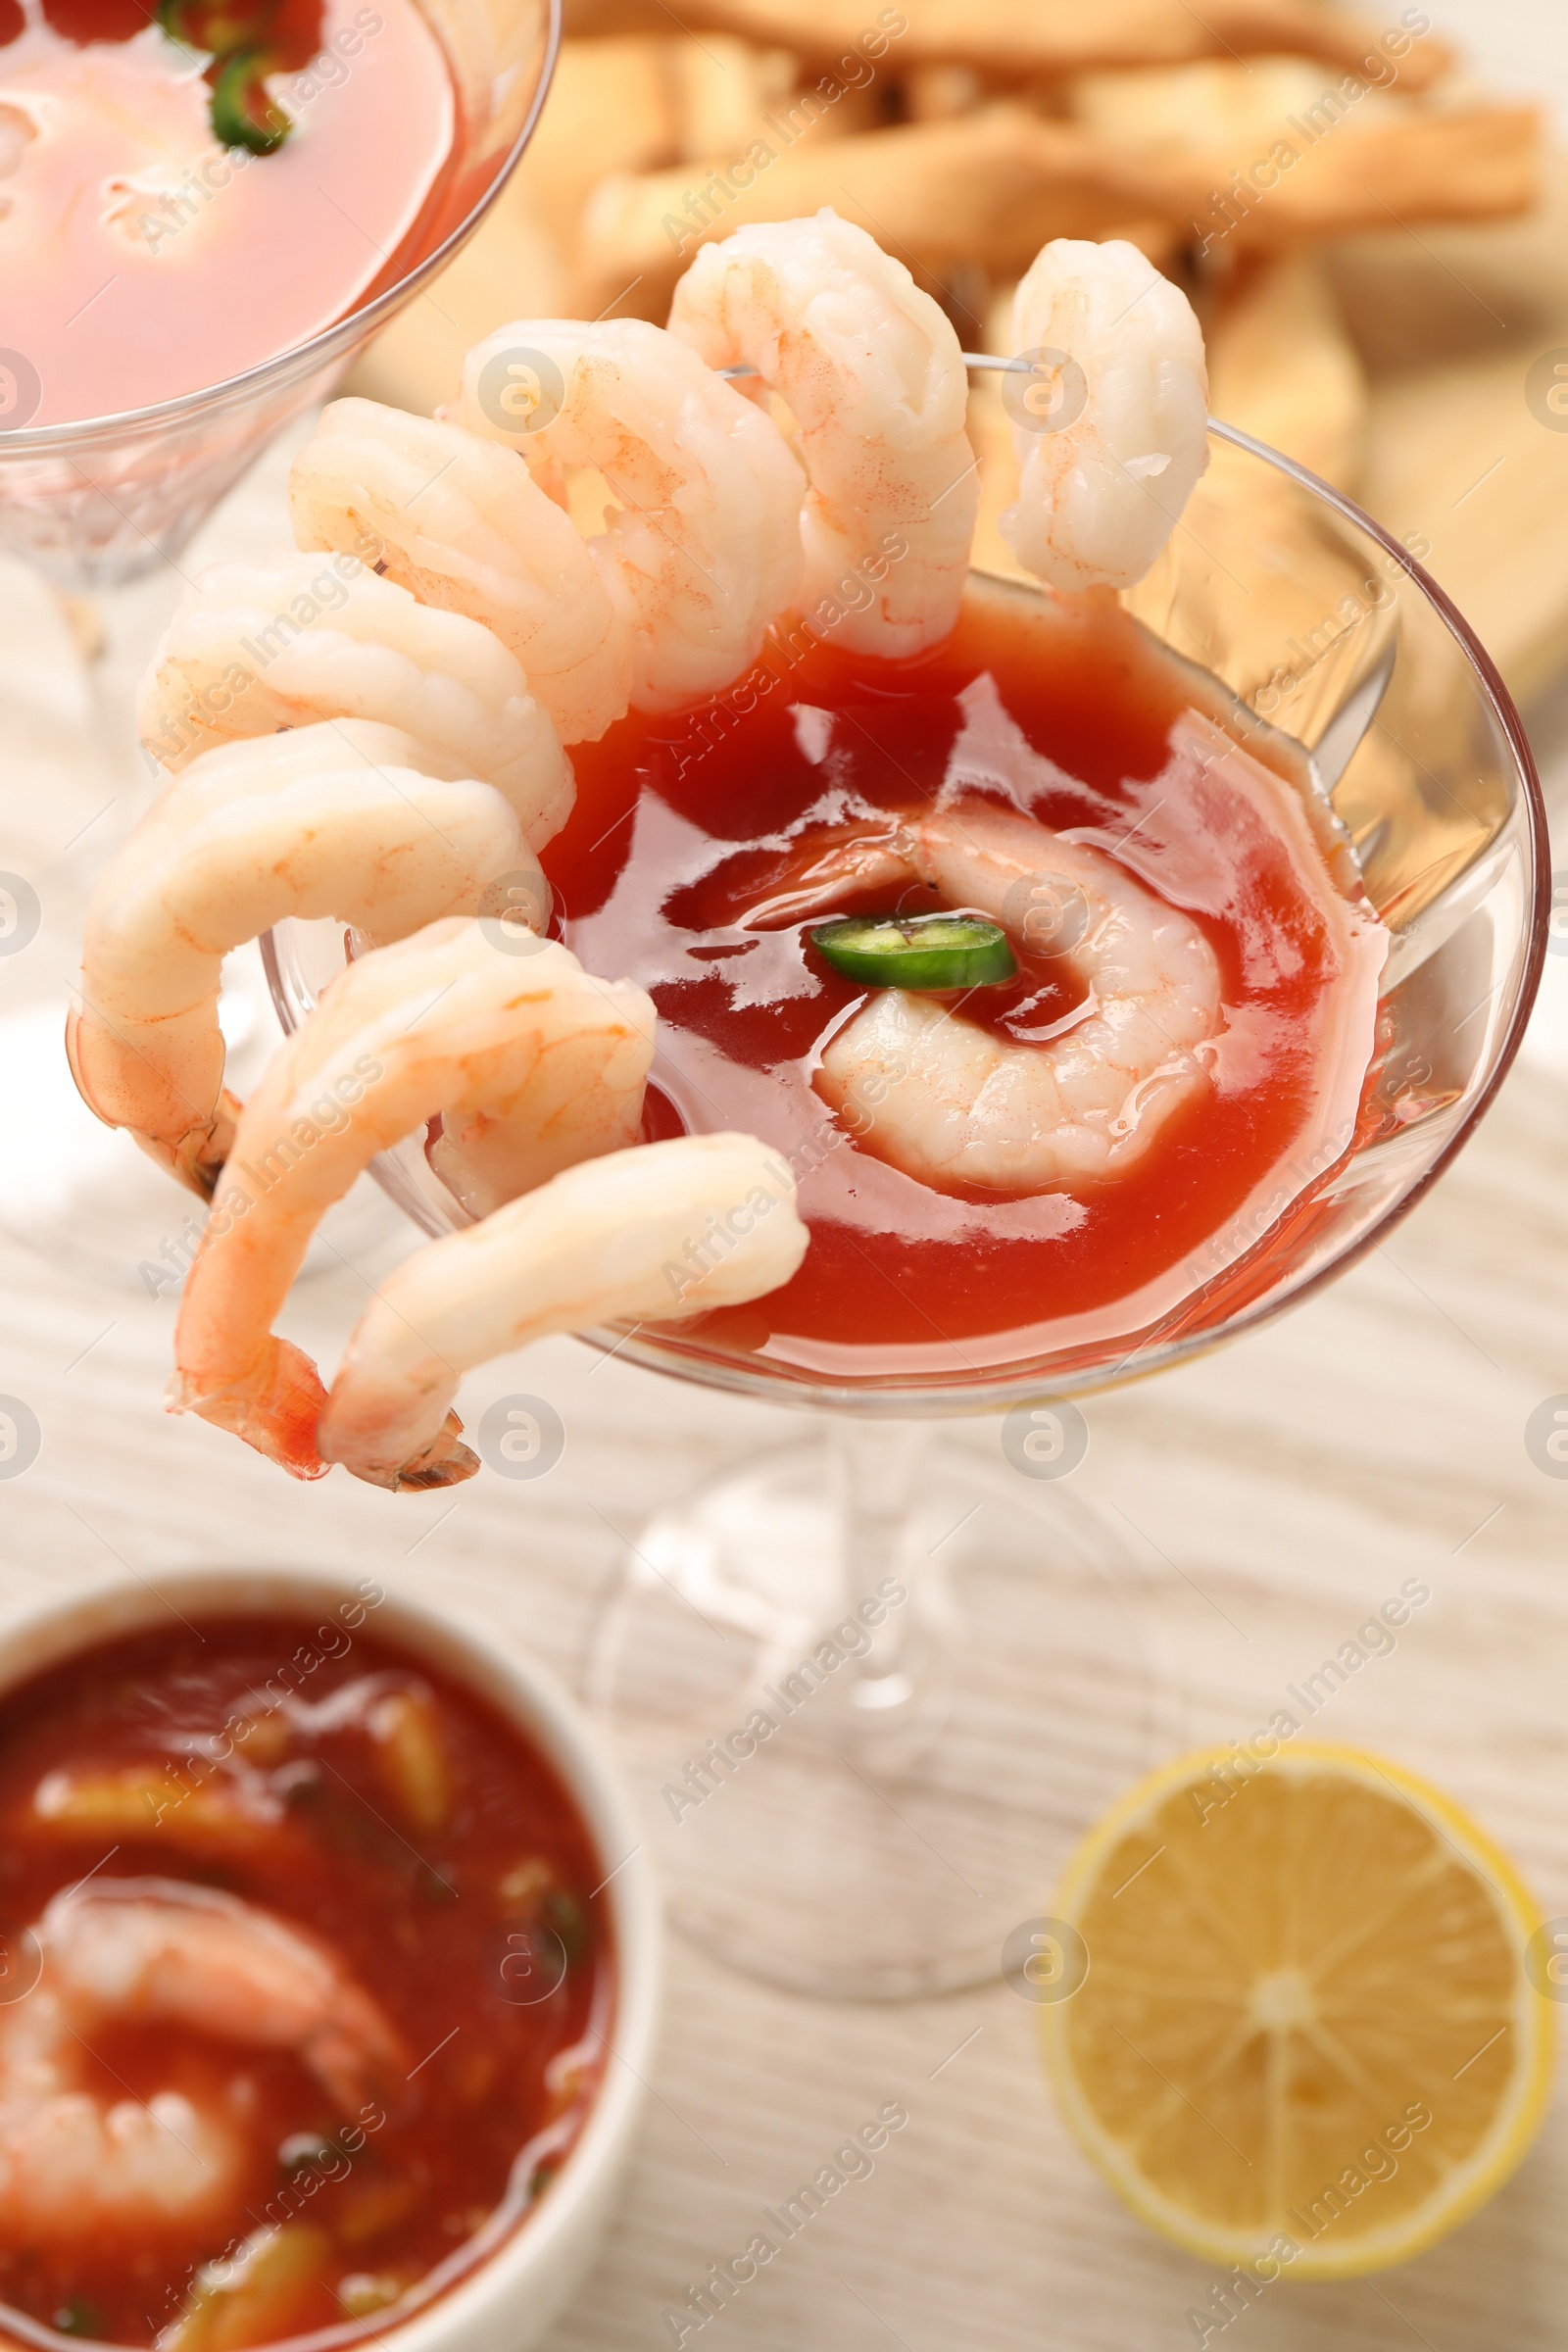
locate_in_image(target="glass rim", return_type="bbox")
[0,0,563,451]
[574,417,1551,1417]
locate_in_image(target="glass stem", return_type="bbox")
[826,1419,946,1771]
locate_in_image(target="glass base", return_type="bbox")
[586,1436,1170,2000]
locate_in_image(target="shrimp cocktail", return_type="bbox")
[0,1602,612,2348]
[65,211,1543,1991]
[69,215,1389,1467]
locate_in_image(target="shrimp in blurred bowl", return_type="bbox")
[0,1879,401,2244]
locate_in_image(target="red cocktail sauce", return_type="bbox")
[0,1612,608,2346]
[547,579,1388,1387]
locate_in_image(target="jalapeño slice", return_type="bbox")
[810,913,1017,992]
[210,48,290,151]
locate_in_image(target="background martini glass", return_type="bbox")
[0,0,560,597]
[0,0,559,1284]
[266,414,1546,2000]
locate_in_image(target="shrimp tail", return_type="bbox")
[65,1006,236,1201]
[166,1338,330,1481]
[130,1088,242,1201]
[369,1412,478,1495]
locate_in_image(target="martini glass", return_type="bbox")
[0,0,560,598]
[0,0,559,1284]
[264,414,1547,1999]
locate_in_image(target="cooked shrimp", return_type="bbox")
[1000,237,1209,594]
[139,555,575,847]
[448,318,805,713]
[0,1878,403,2245]
[807,805,1222,1192]
[287,400,631,744]
[319,1133,808,1491]
[171,918,656,1479]
[667,210,978,657]
[67,720,534,1200]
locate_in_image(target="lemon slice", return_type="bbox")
[1043,1743,1552,2279]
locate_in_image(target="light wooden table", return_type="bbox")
[9,39,1568,2347]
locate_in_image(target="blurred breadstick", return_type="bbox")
[578,101,1537,318]
[1204,252,1367,490]
[350,34,679,412]
[515,35,679,247]
[350,183,569,416]
[901,63,984,122]
[562,0,1451,89]
[1118,246,1412,851]
[580,108,1185,316]
[1071,57,1405,145]
[667,35,798,160]
[1195,102,1538,252]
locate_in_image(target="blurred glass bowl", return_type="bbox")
[0,0,560,589]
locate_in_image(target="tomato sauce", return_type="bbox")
[546,578,1387,1387]
[0,1605,610,2347]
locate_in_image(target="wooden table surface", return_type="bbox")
[8,13,1568,2342]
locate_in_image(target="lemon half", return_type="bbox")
[1042,1743,1552,2278]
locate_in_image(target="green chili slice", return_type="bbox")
[810,913,1017,991]
[210,49,290,152]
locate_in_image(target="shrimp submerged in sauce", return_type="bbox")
[762,804,1224,1194]
[0,1880,402,2246]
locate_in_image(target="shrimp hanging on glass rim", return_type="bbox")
[667,208,979,657]
[66,719,541,1199]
